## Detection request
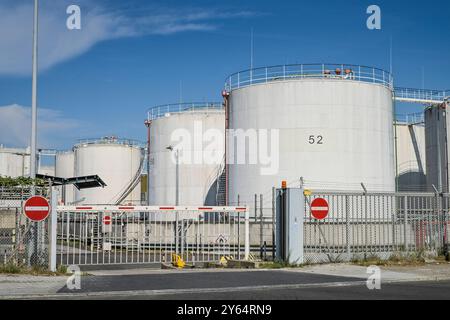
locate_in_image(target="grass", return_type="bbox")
[257,256,311,269]
[0,263,72,276]
[351,251,431,267]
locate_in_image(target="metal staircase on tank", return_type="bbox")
[114,151,146,205]
[394,87,449,104]
[216,156,227,206]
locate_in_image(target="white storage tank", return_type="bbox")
[394,115,426,192]
[0,146,30,178]
[55,151,75,204]
[225,64,396,208]
[74,137,144,205]
[148,103,225,206]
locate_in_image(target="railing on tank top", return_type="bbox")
[147,102,224,121]
[224,63,394,92]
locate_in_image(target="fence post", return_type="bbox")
[48,187,58,272]
[254,194,257,221]
[404,196,408,251]
[260,194,263,260]
[175,212,179,256]
[272,187,276,261]
[345,195,351,260]
[244,207,250,260]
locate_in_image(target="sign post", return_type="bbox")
[49,188,58,272]
[23,195,50,267]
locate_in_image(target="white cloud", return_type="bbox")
[0,1,257,75]
[0,104,80,149]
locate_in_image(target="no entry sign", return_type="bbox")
[24,196,50,222]
[103,215,111,225]
[310,198,329,220]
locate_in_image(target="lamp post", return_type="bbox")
[166,146,179,206]
[30,0,39,183]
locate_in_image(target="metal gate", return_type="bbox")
[56,205,249,266]
[303,191,450,263]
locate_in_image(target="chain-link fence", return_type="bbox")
[303,192,450,263]
[0,186,49,268]
[241,190,450,264]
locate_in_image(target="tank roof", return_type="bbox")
[225,63,393,92]
[147,102,223,121]
[74,137,144,149]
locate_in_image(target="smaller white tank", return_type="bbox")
[395,116,426,192]
[0,146,30,178]
[147,103,225,206]
[74,137,144,205]
[55,151,75,204]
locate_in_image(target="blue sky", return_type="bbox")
[0,0,449,150]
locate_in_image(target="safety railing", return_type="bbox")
[147,102,223,121]
[75,137,144,148]
[225,63,393,91]
[56,205,249,266]
[395,112,425,124]
[394,87,449,104]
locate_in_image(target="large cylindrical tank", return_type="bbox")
[226,64,395,208]
[0,146,30,178]
[74,137,144,205]
[148,103,225,206]
[55,151,75,204]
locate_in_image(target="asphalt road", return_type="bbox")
[50,270,450,300]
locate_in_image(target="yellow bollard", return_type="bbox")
[171,253,185,268]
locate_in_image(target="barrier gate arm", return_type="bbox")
[56,205,249,213]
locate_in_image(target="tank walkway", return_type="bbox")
[394,87,449,104]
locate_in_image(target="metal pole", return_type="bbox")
[145,120,151,205]
[49,187,58,272]
[254,194,257,221]
[272,187,276,260]
[259,194,263,260]
[244,208,250,260]
[175,150,179,206]
[30,0,39,182]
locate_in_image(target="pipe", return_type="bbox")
[222,90,230,205]
[145,120,151,205]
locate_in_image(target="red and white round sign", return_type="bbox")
[23,196,50,222]
[310,198,329,220]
